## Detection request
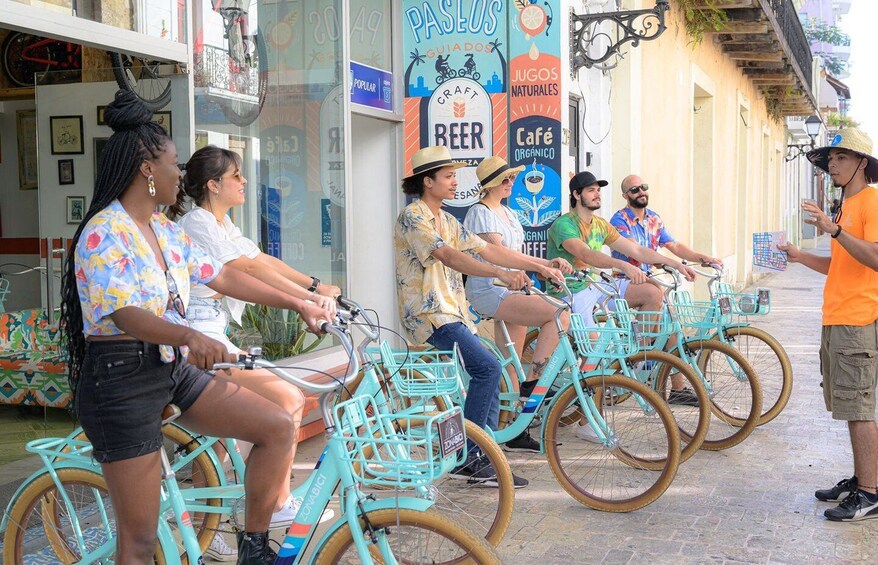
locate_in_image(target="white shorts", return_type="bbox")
[564,279,631,326]
[187,296,242,354]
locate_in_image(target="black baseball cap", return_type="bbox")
[569,171,608,191]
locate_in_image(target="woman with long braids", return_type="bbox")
[167,146,342,551]
[60,90,328,565]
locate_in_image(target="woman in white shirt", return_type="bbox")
[169,145,341,538]
[463,156,572,453]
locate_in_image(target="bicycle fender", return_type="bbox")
[308,497,433,558]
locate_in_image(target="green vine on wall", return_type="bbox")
[675,0,729,44]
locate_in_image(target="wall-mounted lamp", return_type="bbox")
[785,115,822,161]
[570,0,670,72]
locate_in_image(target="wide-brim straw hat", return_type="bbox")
[476,156,525,192]
[403,146,466,180]
[807,128,878,182]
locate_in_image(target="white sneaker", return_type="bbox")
[204,533,237,562]
[269,495,336,528]
[572,424,602,443]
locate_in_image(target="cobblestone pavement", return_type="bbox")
[2,238,873,564]
[494,238,878,564]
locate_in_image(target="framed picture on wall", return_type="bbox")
[50,115,84,155]
[93,137,109,182]
[97,106,107,126]
[66,196,85,224]
[152,111,172,135]
[16,109,38,190]
[58,159,75,185]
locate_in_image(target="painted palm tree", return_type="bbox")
[404,49,425,96]
[487,38,506,91]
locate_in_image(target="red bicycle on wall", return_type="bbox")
[1,32,82,88]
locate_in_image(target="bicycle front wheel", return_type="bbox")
[313,508,500,565]
[687,340,762,450]
[111,52,173,111]
[715,326,792,426]
[544,374,680,512]
[3,467,118,564]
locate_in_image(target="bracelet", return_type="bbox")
[831,225,843,239]
[308,276,320,292]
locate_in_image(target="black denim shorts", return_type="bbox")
[73,340,212,463]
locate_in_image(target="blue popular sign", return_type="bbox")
[350,61,393,111]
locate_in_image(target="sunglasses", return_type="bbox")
[627,184,649,195]
[501,174,517,185]
[165,270,186,319]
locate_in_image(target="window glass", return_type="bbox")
[349,0,392,71]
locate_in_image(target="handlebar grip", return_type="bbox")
[337,296,357,311]
[318,319,331,333]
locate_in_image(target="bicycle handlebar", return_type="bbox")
[681,260,723,280]
[646,265,683,290]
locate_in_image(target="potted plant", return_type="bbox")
[228,303,325,360]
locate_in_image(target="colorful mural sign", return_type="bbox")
[402,0,562,255]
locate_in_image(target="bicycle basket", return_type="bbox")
[671,290,730,329]
[630,307,674,340]
[568,302,639,359]
[333,395,467,488]
[716,282,771,316]
[378,341,463,398]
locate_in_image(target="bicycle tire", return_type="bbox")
[544,374,680,512]
[220,33,268,127]
[2,33,42,87]
[312,507,500,565]
[682,340,762,450]
[612,350,710,464]
[711,326,793,426]
[111,52,173,111]
[357,417,513,547]
[68,426,222,562]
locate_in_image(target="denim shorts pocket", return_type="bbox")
[96,351,145,385]
[835,349,878,391]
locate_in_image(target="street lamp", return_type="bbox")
[570,0,670,72]
[785,115,822,161]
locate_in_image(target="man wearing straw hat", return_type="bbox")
[394,146,563,486]
[779,128,878,521]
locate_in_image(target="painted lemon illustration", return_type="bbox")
[519,4,547,37]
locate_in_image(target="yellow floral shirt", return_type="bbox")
[75,200,222,362]
[394,199,487,344]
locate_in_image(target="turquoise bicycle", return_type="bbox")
[0,321,500,564]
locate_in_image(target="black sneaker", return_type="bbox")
[449,455,529,488]
[816,476,858,502]
[667,388,700,407]
[824,490,878,522]
[502,431,540,453]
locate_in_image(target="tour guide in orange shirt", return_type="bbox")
[779,128,878,522]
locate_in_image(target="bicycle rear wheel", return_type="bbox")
[3,467,118,563]
[2,33,43,87]
[714,326,792,426]
[685,340,762,450]
[111,53,173,111]
[220,33,268,127]
[313,508,500,564]
[544,374,680,512]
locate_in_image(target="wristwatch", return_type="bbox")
[831,225,843,239]
[308,276,320,292]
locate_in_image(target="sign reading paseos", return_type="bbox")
[428,77,493,207]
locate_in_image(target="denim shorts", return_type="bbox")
[73,340,212,463]
[188,296,241,354]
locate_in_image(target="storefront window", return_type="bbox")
[350,0,392,72]
[194,0,347,357]
[12,0,186,43]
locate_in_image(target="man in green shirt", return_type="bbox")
[547,172,698,410]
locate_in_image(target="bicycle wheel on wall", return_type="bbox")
[712,326,793,426]
[111,53,173,111]
[220,33,268,127]
[544,374,680,512]
[313,508,500,565]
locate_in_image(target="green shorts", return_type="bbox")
[820,321,878,421]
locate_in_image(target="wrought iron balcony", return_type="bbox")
[193,44,261,103]
[694,0,817,116]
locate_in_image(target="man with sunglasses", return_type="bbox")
[778,128,878,522]
[610,174,723,271]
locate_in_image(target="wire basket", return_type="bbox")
[631,307,674,340]
[377,341,463,399]
[671,290,731,330]
[333,395,467,488]
[569,301,639,359]
[715,282,771,316]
